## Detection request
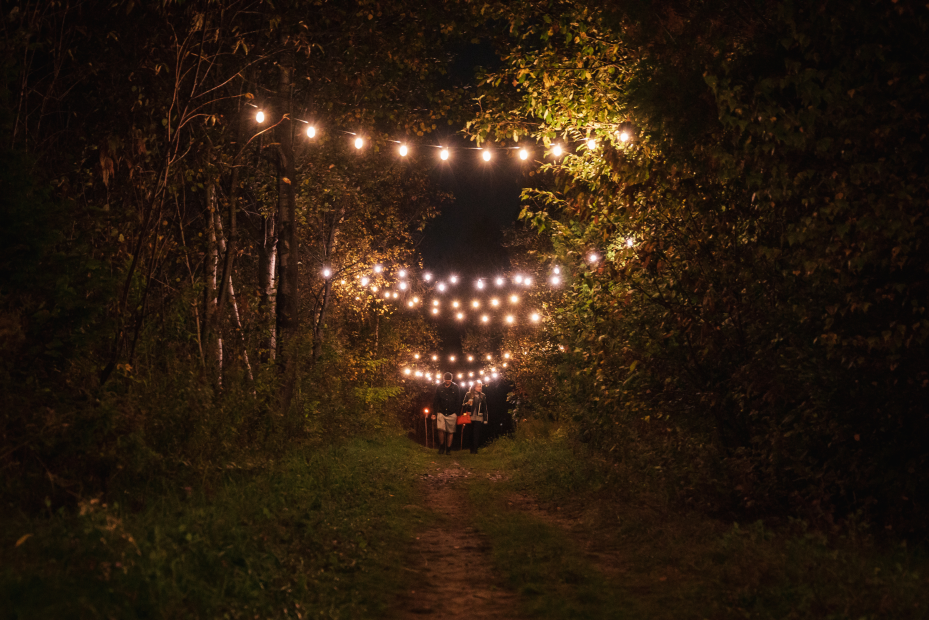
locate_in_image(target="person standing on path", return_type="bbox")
[462,380,489,454]
[431,372,461,455]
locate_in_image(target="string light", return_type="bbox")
[371,286,378,292]
[449,276,458,284]
[481,315,489,323]
[354,137,364,149]
[514,275,523,284]
[586,138,597,150]
[456,312,464,320]
[468,356,474,362]
[509,295,519,304]
[550,275,561,285]
[476,280,485,289]
[519,148,529,160]
[399,144,409,156]
[322,268,332,278]
[504,353,511,359]
[619,130,630,143]
[408,301,415,307]
[471,300,480,309]
[450,355,456,362]
[552,144,563,157]
[424,273,432,281]
[553,266,561,275]
[374,265,383,273]
[307,125,316,138]
[523,277,533,287]
[432,300,439,306]
[588,252,599,263]
[404,368,411,375]
[530,313,540,322]
[432,308,439,315]
[452,301,460,308]
[432,355,438,361]
[495,277,504,286]
[437,283,446,292]
[361,277,369,286]
[412,296,419,303]
[440,148,449,160]
[399,281,408,290]
[256,110,265,123]
[490,298,499,307]
[506,315,514,324]
[481,149,491,162]
[486,355,492,360]
[414,354,420,359]
[626,237,635,248]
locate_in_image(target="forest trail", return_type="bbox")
[392,457,526,620]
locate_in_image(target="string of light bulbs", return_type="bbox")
[247,104,635,164]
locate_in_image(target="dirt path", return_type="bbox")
[393,458,526,619]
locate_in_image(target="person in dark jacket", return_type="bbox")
[462,380,489,454]
[431,372,461,455]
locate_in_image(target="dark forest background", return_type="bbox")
[2,0,928,548]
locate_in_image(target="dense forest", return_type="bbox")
[2,0,928,617]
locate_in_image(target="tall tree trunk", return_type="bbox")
[258,213,277,363]
[275,39,299,401]
[311,200,344,363]
[205,180,222,384]
[215,213,254,384]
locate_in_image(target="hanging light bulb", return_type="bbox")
[552,144,563,157]
[481,315,489,323]
[322,268,332,278]
[432,355,438,361]
[588,252,599,263]
[502,362,508,368]
[481,149,491,162]
[476,280,485,289]
[550,275,561,285]
[404,368,411,375]
[586,138,597,150]
[506,315,515,324]
[432,308,439,315]
[440,148,450,160]
[399,144,408,156]
[307,125,316,138]
[408,301,414,307]
[412,296,419,303]
[354,136,364,149]
[392,292,398,298]
[450,355,456,362]
[424,272,432,281]
[490,298,500,307]
[450,275,458,284]
[471,300,480,309]
[486,355,492,360]
[437,283,446,292]
[399,281,408,290]
[553,266,561,275]
[398,269,407,278]
[432,300,439,306]
[510,295,519,304]
[530,312,540,322]
[361,277,369,286]
[619,130,630,142]
[504,353,511,359]
[523,277,533,287]
[514,275,524,284]
[467,355,474,362]
[414,354,420,359]
[456,312,464,320]
[256,110,265,123]
[495,277,504,286]
[374,264,383,273]
[519,148,529,160]
[452,301,460,308]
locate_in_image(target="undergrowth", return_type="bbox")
[464,421,929,620]
[1,436,431,620]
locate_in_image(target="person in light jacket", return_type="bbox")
[462,381,489,454]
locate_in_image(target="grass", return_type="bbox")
[1,436,435,620]
[459,422,929,620]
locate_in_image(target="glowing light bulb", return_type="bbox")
[492,372,498,378]
[361,277,369,286]
[519,148,528,160]
[415,370,423,377]
[307,125,316,138]
[450,355,456,362]
[340,279,346,285]
[432,308,439,315]
[404,368,411,375]
[399,144,408,156]
[486,355,492,360]
[440,148,449,161]
[619,130,630,142]
[432,355,438,361]
[371,286,378,292]
[374,264,383,273]
[472,300,480,309]
[502,362,507,368]
[588,252,599,263]
[523,278,533,287]
[438,283,446,292]
[424,272,432,281]
[550,275,561,285]
[412,296,419,303]
[495,277,504,286]
[322,268,331,278]
[506,315,514,324]
[552,144,563,157]
[481,315,489,323]
[450,276,458,284]
[452,301,460,308]
[456,312,464,320]
[399,281,408,290]
[626,237,635,248]
[482,149,491,162]
[383,292,390,299]
[392,292,398,299]
[457,374,462,378]
[354,137,364,149]
[491,298,499,307]
[256,110,265,123]
[530,313,540,322]
[469,372,474,377]
[433,300,439,306]
[476,280,485,289]
[553,266,561,275]
[514,275,524,284]
[468,356,473,362]
[586,138,597,150]
[510,295,519,304]
[408,301,414,307]
[414,354,420,359]
[398,269,407,278]
[504,353,511,359]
